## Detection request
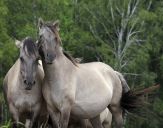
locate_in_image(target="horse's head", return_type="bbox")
[15,37,40,90]
[38,18,61,64]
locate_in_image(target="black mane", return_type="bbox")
[63,51,78,66]
[23,38,37,56]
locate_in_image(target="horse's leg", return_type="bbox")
[103,120,112,128]
[9,104,19,128]
[69,117,88,128]
[103,111,112,128]
[47,106,60,128]
[103,119,112,128]
[90,115,104,128]
[12,118,19,128]
[27,105,40,128]
[80,119,89,128]
[60,101,71,128]
[25,118,31,128]
[84,119,93,128]
[109,105,123,128]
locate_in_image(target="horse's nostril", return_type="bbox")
[33,81,36,85]
[24,80,27,84]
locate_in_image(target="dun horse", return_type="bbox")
[3,37,47,128]
[38,19,121,128]
[38,18,158,128]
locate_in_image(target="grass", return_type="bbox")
[0,120,12,128]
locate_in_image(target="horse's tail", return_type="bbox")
[115,71,160,113]
[115,71,130,93]
[121,84,159,113]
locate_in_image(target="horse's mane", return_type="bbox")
[23,38,37,56]
[63,51,78,66]
[45,22,62,45]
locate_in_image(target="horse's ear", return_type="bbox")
[15,40,22,48]
[53,20,60,31]
[38,18,44,29]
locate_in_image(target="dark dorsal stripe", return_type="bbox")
[23,38,37,56]
[63,51,78,66]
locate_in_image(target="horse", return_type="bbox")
[3,37,48,128]
[37,18,158,128]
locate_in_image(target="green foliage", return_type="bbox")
[0,121,11,128]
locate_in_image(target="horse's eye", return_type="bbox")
[20,57,24,62]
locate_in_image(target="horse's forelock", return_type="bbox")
[23,38,38,57]
[44,23,62,45]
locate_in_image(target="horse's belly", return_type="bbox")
[71,100,108,118]
[71,87,112,118]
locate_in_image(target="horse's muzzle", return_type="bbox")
[25,86,32,90]
[24,79,35,90]
[45,53,56,64]
[45,57,55,64]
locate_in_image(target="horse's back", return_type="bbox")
[76,61,118,90]
[78,62,113,71]
[82,62,123,104]
[78,62,117,81]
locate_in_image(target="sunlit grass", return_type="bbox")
[0,120,11,128]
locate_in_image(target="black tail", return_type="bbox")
[121,84,160,113]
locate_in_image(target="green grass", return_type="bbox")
[0,120,11,128]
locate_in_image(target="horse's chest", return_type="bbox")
[43,83,66,109]
[13,94,37,111]
[47,88,62,108]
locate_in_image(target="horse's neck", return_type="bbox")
[42,49,76,82]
